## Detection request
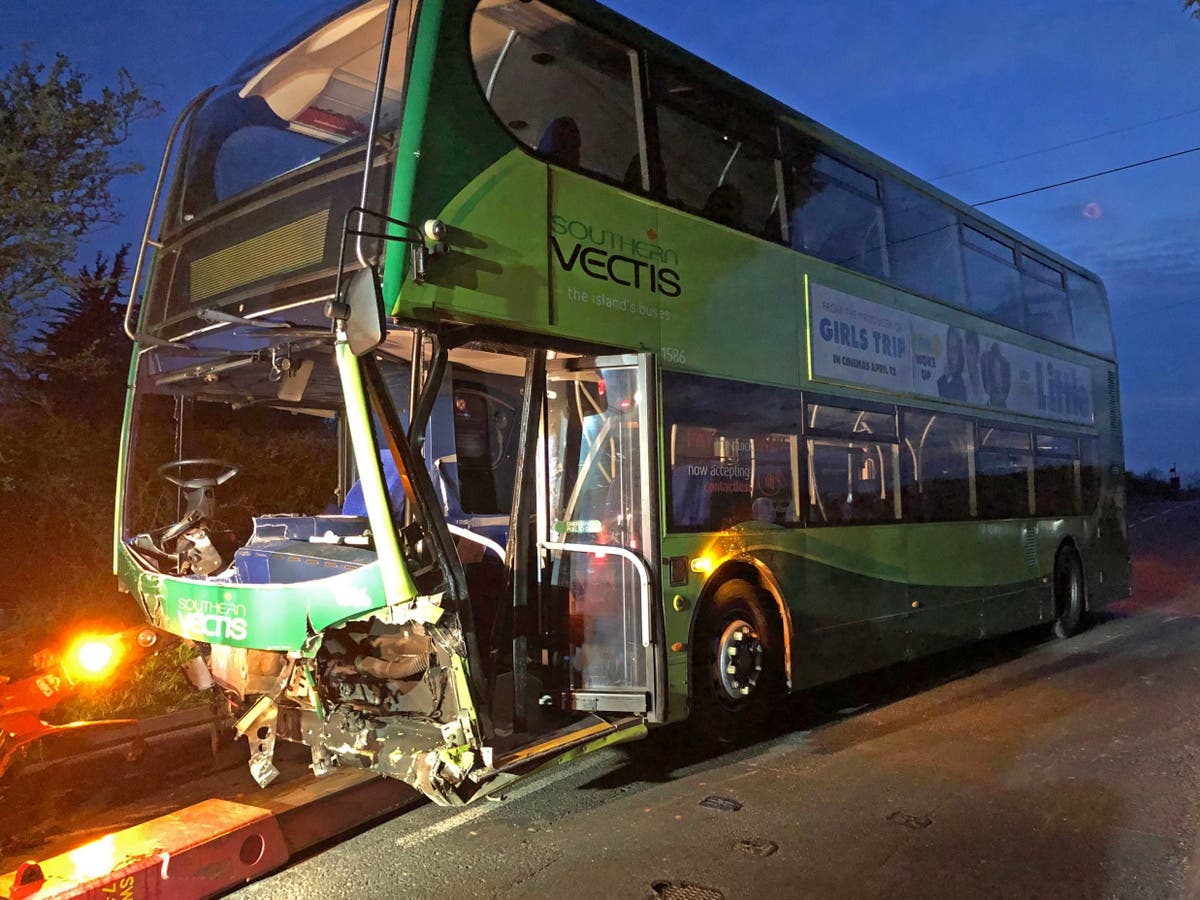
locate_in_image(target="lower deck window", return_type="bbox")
[976,451,1032,519]
[902,409,974,522]
[663,372,802,531]
[807,438,900,525]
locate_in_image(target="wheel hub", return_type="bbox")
[716,619,763,701]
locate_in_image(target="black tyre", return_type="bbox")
[690,578,784,742]
[1051,547,1086,639]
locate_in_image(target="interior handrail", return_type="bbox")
[447,523,504,561]
[539,541,653,648]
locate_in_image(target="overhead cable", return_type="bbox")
[971,144,1200,206]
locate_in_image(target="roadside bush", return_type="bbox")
[52,641,218,723]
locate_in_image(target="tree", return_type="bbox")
[33,244,131,394]
[1188,0,1200,19]
[0,247,137,626]
[0,52,158,363]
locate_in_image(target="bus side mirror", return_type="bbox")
[328,267,387,356]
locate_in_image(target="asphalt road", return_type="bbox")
[236,501,1200,899]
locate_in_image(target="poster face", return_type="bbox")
[810,283,1094,425]
[809,284,914,394]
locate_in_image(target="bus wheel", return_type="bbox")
[1051,547,1086,639]
[691,579,783,741]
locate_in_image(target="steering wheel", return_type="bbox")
[156,459,239,545]
[156,458,239,490]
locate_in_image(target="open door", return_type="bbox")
[542,354,661,718]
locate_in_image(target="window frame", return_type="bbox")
[973,419,1034,520]
[783,129,891,280]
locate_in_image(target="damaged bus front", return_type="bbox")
[114,0,493,804]
[115,0,659,805]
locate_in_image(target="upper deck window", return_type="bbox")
[883,177,966,306]
[789,142,887,280]
[1021,252,1073,345]
[1067,272,1115,358]
[648,63,781,239]
[962,223,1023,330]
[178,0,412,221]
[472,0,644,188]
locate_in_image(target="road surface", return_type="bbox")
[227,501,1199,898]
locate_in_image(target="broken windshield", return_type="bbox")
[177,0,413,222]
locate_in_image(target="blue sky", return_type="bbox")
[6,1,1199,473]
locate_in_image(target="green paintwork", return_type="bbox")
[334,339,417,605]
[117,542,388,652]
[383,0,445,302]
[413,152,550,326]
[112,349,140,578]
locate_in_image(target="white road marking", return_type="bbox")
[1130,501,1200,528]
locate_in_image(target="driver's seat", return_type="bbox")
[342,452,406,518]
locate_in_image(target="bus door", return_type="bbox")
[541,354,661,719]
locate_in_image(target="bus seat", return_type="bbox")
[537,116,581,169]
[751,496,777,524]
[622,153,641,190]
[702,183,744,229]
[343,452,406,517]
[762,210,783,242]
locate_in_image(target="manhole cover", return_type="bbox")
[650,881,725,900]
[734,837,778,857]
[887,810,933,830]
[699,795,743,812]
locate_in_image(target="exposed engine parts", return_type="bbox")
[212,618,468,795]
[320,623,452,719]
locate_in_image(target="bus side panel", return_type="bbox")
[753,529,910,688]
[406,150,551,328]
[548,169,663,350]
[1093,367,1132,609]
[904,523,987,649]
[655,208,800,387]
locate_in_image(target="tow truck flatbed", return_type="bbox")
[2,769,419,899]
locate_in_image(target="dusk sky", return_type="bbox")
[5,1,1198,474]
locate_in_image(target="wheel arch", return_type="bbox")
[688,556,796,691]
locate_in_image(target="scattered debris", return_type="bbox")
[649,880,725,899]
[699,795,743,813]
[734,837,779,857]
[887,810,933,830]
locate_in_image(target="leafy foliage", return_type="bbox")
[33,245,131,392]
[53,641,220,723]
[0,52,158,361]
[1189,0,1200,19]
[0,248,141,649]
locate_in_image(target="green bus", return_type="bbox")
[116,0,1130,804]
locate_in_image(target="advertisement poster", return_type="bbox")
[808,284,914,394]
[810,283,1094,425]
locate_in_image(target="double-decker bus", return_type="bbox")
[116,0,1129,804]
